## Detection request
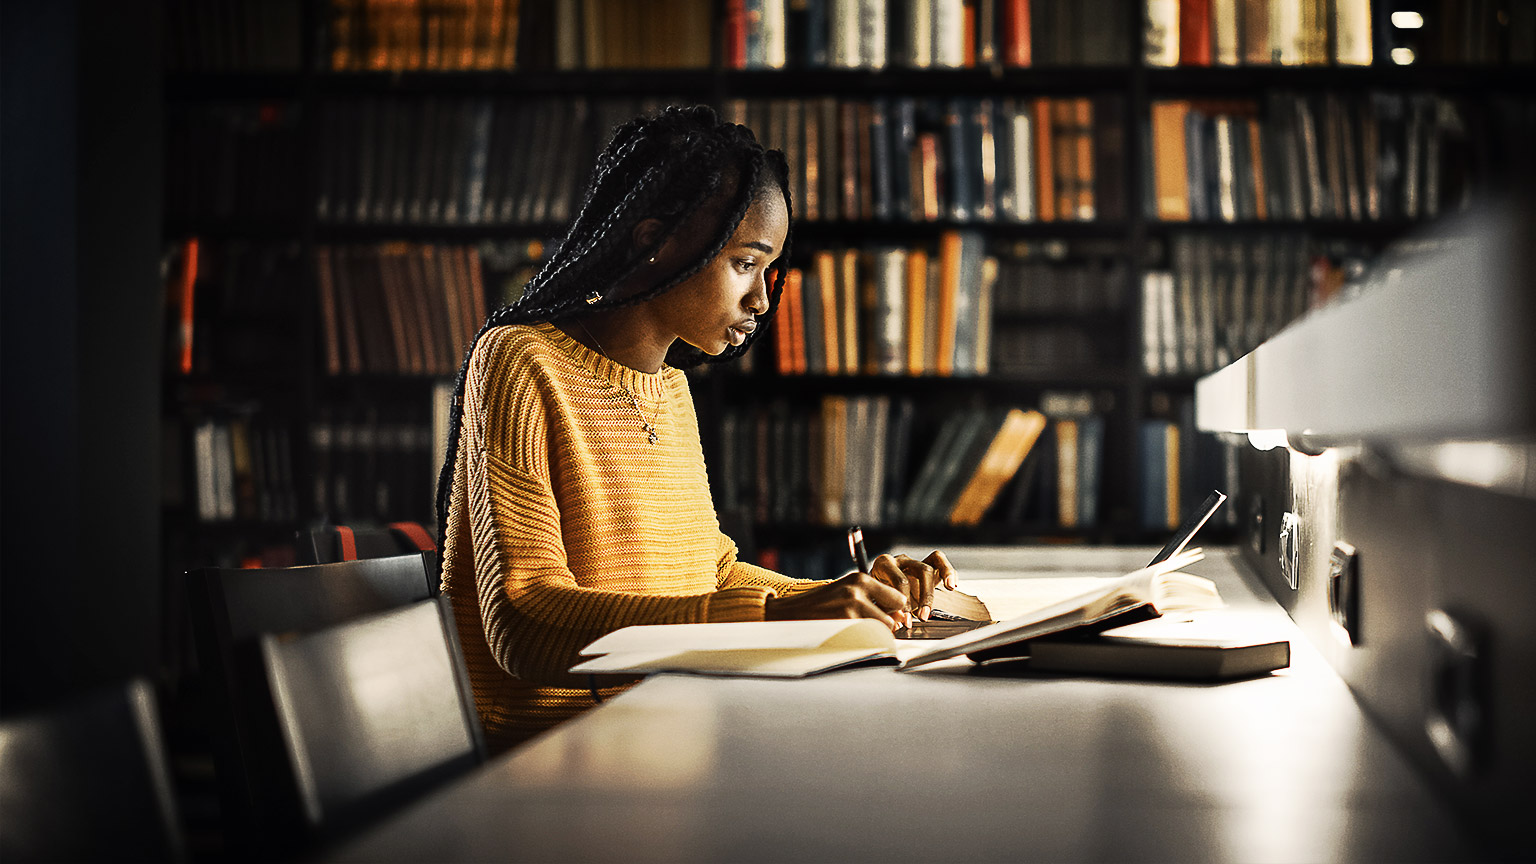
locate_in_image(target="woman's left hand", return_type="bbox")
[865,550,958,625]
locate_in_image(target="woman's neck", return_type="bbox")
[559,308,672,374]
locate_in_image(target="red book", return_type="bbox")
[723,0,747,69]
[1179,0,1212,66]
[1003,0,1031,66]
[176,238,199,375]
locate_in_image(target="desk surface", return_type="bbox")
[327,548,1468,863]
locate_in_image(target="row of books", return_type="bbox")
[769,233,993,377]
[1138,231,1370,378]
[727,95,1127,226]
[989,240,1129,315]
[315,243,490,376]
[162,240,309,377]
[714,393,1106,529]
[1138,393,1241,533]
[1146,91,1524,225]
[316,96,668,227]
[164,0,305,72]
[327,0,526,71]
[989,322,1122,378]
[176,416,301,524]
[1144,0,1374,67]
[725,0,1131,70]
[166,102,305,225]
[309,408,440,525]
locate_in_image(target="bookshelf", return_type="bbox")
[160,0,1535,581]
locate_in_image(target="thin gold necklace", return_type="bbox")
[574,320,662,445]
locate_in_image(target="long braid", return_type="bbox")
[433,105,794,568]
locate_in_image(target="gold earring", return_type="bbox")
[585,290,602,305]
[648,256,657,264]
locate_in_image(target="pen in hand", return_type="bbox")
[847,526,911,630]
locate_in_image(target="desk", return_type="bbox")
[327,548,1469,863]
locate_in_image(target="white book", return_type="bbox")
[1159,272,1178,375]
[1212,0,1240,65]
[1009,109,1036,222]
[860,0,887,69]
[1142,271,1164,376]
[765,0,788,68]
[211,422,236,521]
[1269,0,1303,65]
[1332,0,1372,65]
[571,620,898,678]
[193,421,219,522]
[932,0,965,68]
[831,0,862,67]
[1143,0,1180,67]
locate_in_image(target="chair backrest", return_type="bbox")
[0,678,186,863]
[259,596,485,839]
[299,522,438,567]
[184,554,437,849]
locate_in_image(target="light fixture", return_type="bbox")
[1246,429,1290,451]
[1391,47,1416,65]
[1391,11,1425,28]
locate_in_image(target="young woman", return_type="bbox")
[436,105,957,752]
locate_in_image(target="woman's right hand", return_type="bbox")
[762,572,911,631]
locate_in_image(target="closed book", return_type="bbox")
[831,0,860,66]
[1139,420,1170,529]
[573,620,898,678]
[1024,633,1289,680]
[869,247,908,374]
[1151,100,1191,221]
[1093,94,1126,223]
[1072,97,1094,221]
[902,413,965,523]
[870,99,894,221]
[802,265,828,374]
[1211,0,1239,64]
[933,0,965,66]
[904,248,929,374]
[1054,418,1079,528]
[949,408,1048,525]
[838,248,860,373]
[882,398,916,524]
[1003,0,1030,65]
[976,99,998,222]
[949,231,987,375]
[1241,0,1269,62]
[864,395,892,525]
[815,250,840,373]
[1052,99,1075,222]
[1075,413,1104,527]
[934,230,963,375]
[1008,104,1036,222]
[1032,97,1055,221]
[840,100,860,221]
[820,395,849,523]
[1332,0,1371,64]
[1185,107,1210,221]
[890,98,917,222]
[945,99,973,222]
[1215,115,1238,222]
[1144,0,1180,65]
[1178,0,1211,65]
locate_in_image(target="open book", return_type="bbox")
[899,549,1227,670]
[570,619,898,678]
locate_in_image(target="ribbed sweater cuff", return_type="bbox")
[705,586,775,622]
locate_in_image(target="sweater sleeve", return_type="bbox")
[463,335,772,688]
[713,531,829,596]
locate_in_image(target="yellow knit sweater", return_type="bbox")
[441,321,812,752]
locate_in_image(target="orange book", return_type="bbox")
[1004,0,1031,66]
[176,238,200,375]
[1180,0,1212,66]
[788,268,807,374]
[401,0,424,70]
[963,3,976,67]
[1032,97,1055,222]
[815,250,841,374]
[949,409,1048,525]
[1056,419,1080,528]
[1164,423,1181,530]
[918,132,941,221]
[935,231,962,376]
[331,0,360,69]
[1053,100,1074,221]
[1074,98,1095,221]
[1248,116,1268,220]
[365,0,390,70]
[377,243,416,374]
[457,0,478,70]
[1150,100,1192,221]
[498,0,521,69]
[905,249,928,376]
[838,248,859,374]
[775,268,798,374]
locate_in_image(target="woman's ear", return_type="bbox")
[631,218,666,262]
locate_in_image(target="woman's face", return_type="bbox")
[650,189,790,356]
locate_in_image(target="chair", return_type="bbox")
[183,554,438,854]
[298,521,438,569]
[259,596,485,841]
[0,678,187,863]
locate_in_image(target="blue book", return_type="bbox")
[1139,420,1168,531]
[945,98,973,222]
[870,98,894,221]
[890,98,917,221]
[1076,414,1105,528]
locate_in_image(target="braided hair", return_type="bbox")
[434,104,793,560]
